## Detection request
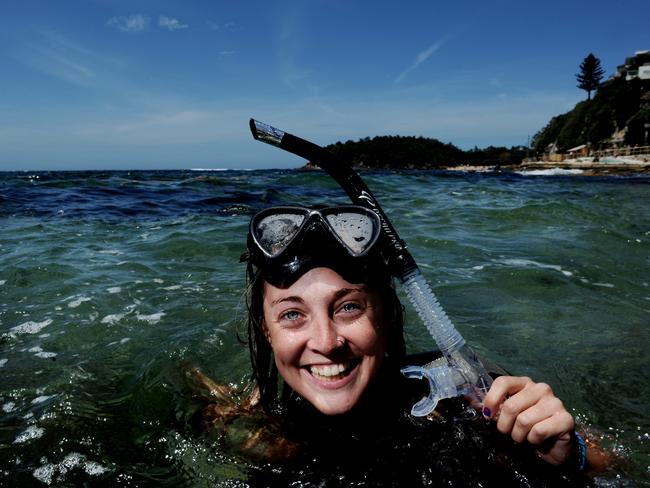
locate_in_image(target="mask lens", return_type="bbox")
[254,212,306,257]
[324,211,378,255]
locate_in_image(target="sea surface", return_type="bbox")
[1,168,649,486]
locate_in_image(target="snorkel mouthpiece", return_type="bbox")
[401,362,459,417]
[249,118,494,416]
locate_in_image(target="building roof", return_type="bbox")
[567,144,588,152]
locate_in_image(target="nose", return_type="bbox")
[308,312,341,355]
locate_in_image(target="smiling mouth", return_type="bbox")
[309,359,360,381]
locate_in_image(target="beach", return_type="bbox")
[442,156,650,176]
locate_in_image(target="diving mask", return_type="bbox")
[246,205,383,287]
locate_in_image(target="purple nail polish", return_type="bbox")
[482,407,491,418]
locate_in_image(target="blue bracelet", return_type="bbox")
[574,431,587,471]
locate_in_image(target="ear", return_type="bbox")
[261,317,271,345]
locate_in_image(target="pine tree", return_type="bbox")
[576,53,605,100]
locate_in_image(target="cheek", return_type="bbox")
[347,319,386,356]
[267,328,303,364]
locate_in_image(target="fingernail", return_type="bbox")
[482,407,491,418]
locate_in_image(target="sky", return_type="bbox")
[0,0,648,171]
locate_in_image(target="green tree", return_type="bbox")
[576,53,605,100]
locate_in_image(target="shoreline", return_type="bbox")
[444,156,650,176]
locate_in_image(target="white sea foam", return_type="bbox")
[153,278,164,284]
[84,460,109,475]
[33,452,109,484]
[581,279,615,288]
[0,280,6,285]
[101,313,125,325]
[107,287,121,294]
[9,319,53,336]
[68,296,91,308]
[501,258,573,276]
[107,337,130,347]
[163,285,182,291]
[2,401,16,413]
[0,358,7,367]
[32,395,56,405]
[473,259,573,277]
[14,425,45,444]
[33,463,56,484]
[136,312,165,324]
[35,351,57,359]
[190,167,230,171]
[98,249,123,255]
[516,168,585,176]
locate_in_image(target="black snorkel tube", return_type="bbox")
[250,119,493,416]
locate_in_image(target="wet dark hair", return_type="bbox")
[245,259,406,415]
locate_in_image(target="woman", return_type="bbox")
[227,203,608,483]
[194,204,605,486]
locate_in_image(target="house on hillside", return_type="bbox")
[567,144,590,157]
[615,50,650,81]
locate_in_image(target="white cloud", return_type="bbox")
[107,14,150,33]
[207,20,236,32]
[158,16,188,31]
[395,39,445,84]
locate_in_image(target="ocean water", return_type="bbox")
[1,169,649,486]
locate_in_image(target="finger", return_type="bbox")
[526,409,574,446]
[529,413,575,466]
[495,382,554,436]
[482,376,533,418]
[508,396,567,444]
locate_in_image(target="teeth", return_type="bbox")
[310,363,348,378]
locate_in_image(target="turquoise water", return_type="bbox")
[1,169,649,485]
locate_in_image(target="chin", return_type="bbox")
[309,394,362,416]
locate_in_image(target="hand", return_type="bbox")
[482,376,575,466]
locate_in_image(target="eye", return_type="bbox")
[280,309,302,322]
[337,301,364,316]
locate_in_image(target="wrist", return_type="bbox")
[571,431,588,471]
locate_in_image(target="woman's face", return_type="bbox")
[262,267,387,415]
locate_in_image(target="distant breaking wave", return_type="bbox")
[190,168,255,171]
[516,168,585,176]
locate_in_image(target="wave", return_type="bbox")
[515,168,585,176]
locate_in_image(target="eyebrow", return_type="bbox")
[332,287,366,301]
[270,296,305,306]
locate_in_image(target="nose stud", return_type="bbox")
[336,337,345,346]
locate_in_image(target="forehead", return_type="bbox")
[263,267,370,301]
